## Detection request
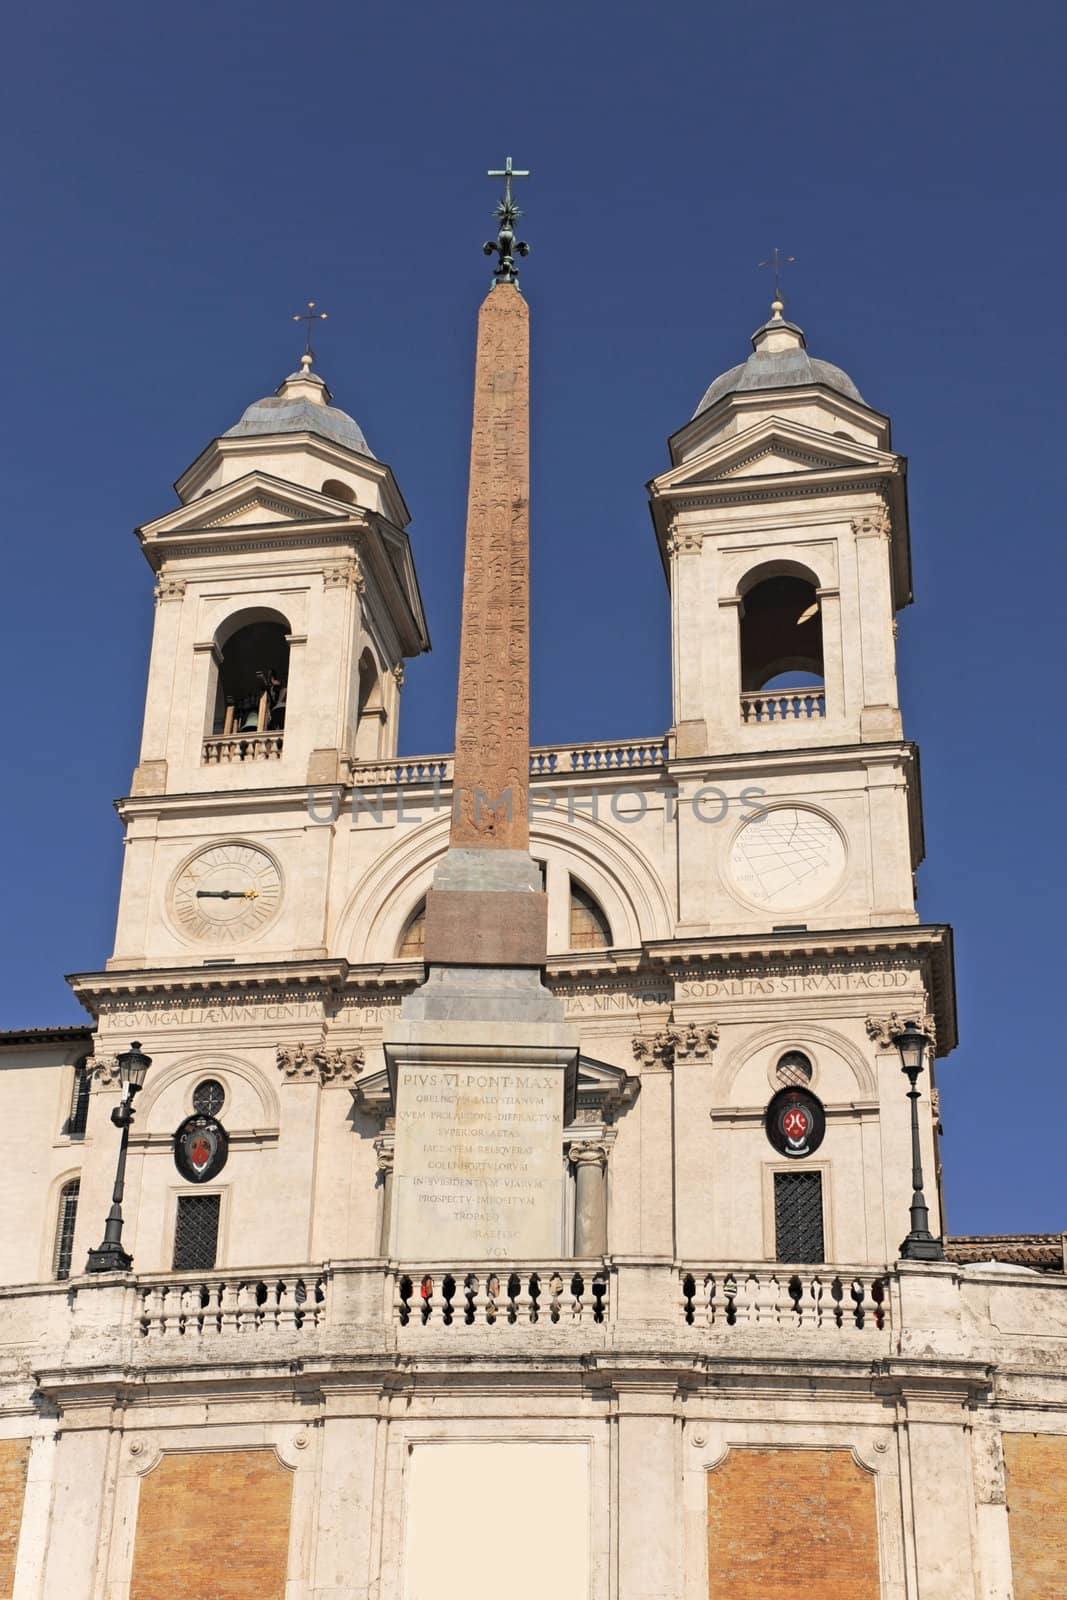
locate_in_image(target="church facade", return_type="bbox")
[1,220,1065,1600]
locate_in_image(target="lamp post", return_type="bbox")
[893,1023,944,1262]
[85,1041,152,1274]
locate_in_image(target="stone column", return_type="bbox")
[375,1141,394,1256]
[571,1143,608,1256]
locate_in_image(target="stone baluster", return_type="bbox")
[571,1143,609,1256]
[754,1272,781,1326]
[277,1280,298,1331]
[218,1279,238,1333]
[809,1275,824,1329]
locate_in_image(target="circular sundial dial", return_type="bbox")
[171,842,282,944]
[727,807,845,912]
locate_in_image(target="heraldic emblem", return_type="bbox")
[764,1087,826,1159]
[173,1113,229,1183]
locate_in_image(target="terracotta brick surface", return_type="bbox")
[130,1449,292,1600]
[0,1439,28,1597]
[1003,1433,1067,1600]
[706,1447,879,1598]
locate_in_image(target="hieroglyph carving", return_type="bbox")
[449,285,531,850]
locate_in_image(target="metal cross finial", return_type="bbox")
[293,301,328,369]
[758,248,796,307]
[484,156,530,287]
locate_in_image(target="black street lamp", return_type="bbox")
[85,1041,152,1274]
[893,1023,945,1262]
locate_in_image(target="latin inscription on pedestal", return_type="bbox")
[392,1062,565,1259]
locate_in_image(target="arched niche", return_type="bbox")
[210,606,291,736]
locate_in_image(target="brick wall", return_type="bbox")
[130,1448,292,1600]
[1003,1433,1067,1600]
[0,1439,28,1598]
[706,1447,879,1598]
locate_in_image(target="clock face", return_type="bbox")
[171,843,282,944]
[727,807,845,912]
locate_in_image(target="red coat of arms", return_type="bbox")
[173,1113,229,1183]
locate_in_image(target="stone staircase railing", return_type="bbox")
[137,1269,327,1337]
[680,1265,889,1331]
[394,1265,609,1328]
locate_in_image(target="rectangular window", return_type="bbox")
[66,1060,91,1138]
[773,1170,824,1263]
[172,1194,221,1271]
[53,1179,80,1280]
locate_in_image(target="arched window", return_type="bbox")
[65,1057,91,1138]
[739,574,824,692]
[397,900,426,958]
[775,1050,814,1087]
[193,1078,226,1117]
[569,880,612,950]
[212,615,290,738]
[53,1178,80,1280]
[321,478,357,504]
[354,649,386,761]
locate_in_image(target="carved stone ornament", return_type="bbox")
[323,558,365,594]
[675,1021,720,1061]
[88,1055,120,1089]
[865,1011,937,1053]
[665,527,701,556]
[570,1142,609,1171]
[154,574,187,602]
[312,1044,365,1085]
[391,664,405,691]
[276,1042,364,1085]
[850,509,892,540]
[632,1024,683,1071]
[375,1142,395,1175]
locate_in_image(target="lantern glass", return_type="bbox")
[894,1025,927,1076]
[117,1041,152,1091]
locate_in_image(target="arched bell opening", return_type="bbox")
[739,573,824,692]
[211,612,290,737]
[736,566,827,724]
[321,478,357,505]
[354,648,386,761]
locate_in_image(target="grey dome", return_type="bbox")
[226,370,375,458]
[694,314,865,416]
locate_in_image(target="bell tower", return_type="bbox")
[649,293,919,937]
[110,349,429,968]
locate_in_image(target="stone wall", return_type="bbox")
[1003,1433,1067,1600]
[706,1447,879,1598]
[0,1440,28,1597]
[130,1449,292,1599]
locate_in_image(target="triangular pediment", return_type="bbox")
[138,472,355,541]
[653,416,897,495]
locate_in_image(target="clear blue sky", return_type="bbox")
[1,0,1064,1234]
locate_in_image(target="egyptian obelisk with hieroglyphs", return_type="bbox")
[384,161,578,1260]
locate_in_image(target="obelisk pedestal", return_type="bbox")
[384,180,579,1263]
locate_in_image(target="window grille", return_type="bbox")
[775,1050,813,1088]
[773,1170,824,1263]
[192,1078,225,1117]
[172,1194,221,1271]
[67,1059,92,1137]
[53,1178,80,1280]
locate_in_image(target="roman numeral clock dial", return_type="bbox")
[171,843,282,945]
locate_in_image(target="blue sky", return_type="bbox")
[1,0,1064,1233]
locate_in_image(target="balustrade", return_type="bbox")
[202,732,285,764]
[680,1266,888,1331]
[137,1272,326,1337]
[740,688,826,724]
[395,1267,608,1328]
[350,736,669,787]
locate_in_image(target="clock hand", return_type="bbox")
[195,889,260,900]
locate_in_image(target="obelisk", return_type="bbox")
[384,160,578,1262]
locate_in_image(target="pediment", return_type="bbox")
[139,472,354,540]
[654,417,896,495]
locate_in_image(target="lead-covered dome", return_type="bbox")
[694,300,865,416]
[225,359,375,458]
